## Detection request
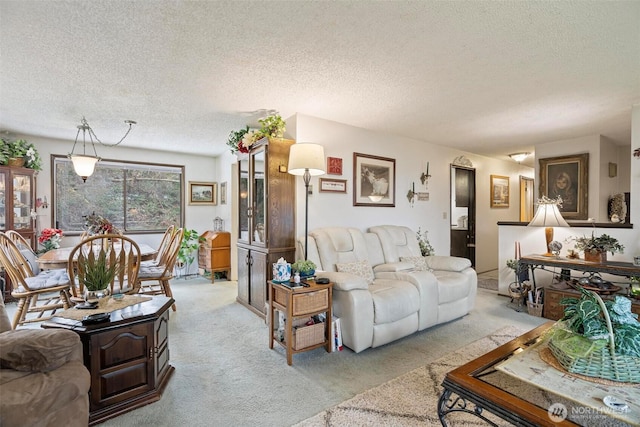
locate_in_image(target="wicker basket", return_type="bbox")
[527,301,543,317]
[548,292,640,383]
[292,322,325,350]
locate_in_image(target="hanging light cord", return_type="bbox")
[78,116,136,148]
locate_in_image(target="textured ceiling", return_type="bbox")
[1,1,639,163]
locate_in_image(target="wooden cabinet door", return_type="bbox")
[154,309,170,383]
[249,250,267,313]
[89,322,153,410]
[237,247,250,305]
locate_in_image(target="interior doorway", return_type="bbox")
[519,176,535,222]
[450,165,476,267]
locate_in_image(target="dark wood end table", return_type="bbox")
[42,296,175,426]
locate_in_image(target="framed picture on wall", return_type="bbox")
[327,157,343,175]
[539,153,589,219]
[353,152,395,207]
[220,181,227,205]
[490,175,510,208]
[319,178,347,193]
[189,181,217,205]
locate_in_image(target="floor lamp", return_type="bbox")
[288,143,326,260]
[527,197,569,256]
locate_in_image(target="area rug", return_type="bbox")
[294,326,523,427]
[477,277,498,291]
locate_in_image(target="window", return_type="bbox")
[53,156,184,233]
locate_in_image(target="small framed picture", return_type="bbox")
[319,178,347,193]
[490,175,509,208]
[220,182,227,205]
[189,181,217,205]
[327,157,343,175]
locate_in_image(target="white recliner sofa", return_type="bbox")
[302,225,477,353]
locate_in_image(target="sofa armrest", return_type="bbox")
[0,329,83,372]
[317,272,369,291]
[425,256,472,272]
[373,262,414,273]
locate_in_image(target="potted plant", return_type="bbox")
[176,229,204,271]
[570,232,624,263]
[416,227,434,256]
[80,250,121,304]
[0,138,42,170]
[292,259,316,278]
[548,288,640,382]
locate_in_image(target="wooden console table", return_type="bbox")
[519,254,640,288]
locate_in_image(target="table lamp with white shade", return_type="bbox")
[288,143,326,260]
[527,196,569,256]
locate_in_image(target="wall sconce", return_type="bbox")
[406,182,417,207]
[420,161,431,187]
[509,152,531,163]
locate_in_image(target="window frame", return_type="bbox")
[51,155,185,235]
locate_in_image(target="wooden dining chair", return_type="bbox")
[6,230,35,254]
[137,227,183,311]
[67,234,142,300]
[142,225,175,267]
[0,232,72,329]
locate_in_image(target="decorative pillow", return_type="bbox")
[20,248,40,275]
[0,329,80,372]
[336,259,375,285]
[400,256,432,272]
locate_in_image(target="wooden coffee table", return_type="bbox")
[438,322,579,427]
[42,296,174,426]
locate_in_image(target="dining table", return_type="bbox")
[37,243,158,270]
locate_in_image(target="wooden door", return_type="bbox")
[450,166,476,267]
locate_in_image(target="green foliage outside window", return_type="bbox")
[54,157,183,233]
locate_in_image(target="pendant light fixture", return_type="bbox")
[69,117,136,182]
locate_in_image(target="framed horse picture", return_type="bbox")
[353,152,395,207]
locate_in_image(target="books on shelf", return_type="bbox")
[332,316,343,352]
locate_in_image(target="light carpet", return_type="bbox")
[294,326,522,427]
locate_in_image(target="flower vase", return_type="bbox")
[84,288,111,306]
[584,250,607,263]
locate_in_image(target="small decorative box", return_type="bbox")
[272,257,292,283]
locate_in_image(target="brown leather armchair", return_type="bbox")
[0,296,90,427]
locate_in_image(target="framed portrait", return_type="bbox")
[353,152,395,207]
[539,153,589,220]
[327,157,343,175]
[490,175,510,208]
[220,181,227,205]
[189,181,217,205]
[319,178,347,193]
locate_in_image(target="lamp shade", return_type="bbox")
[288,143,325,176]
[528,203,569,228]
[70,154,100,179]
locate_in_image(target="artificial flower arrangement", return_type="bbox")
[84,213,121,235]
[226,114,286,154]
[39,228,63,252]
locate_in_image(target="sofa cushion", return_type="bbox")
[336,259,374,285]
[369,280,420,324]
[425,256,471,272]
[434,271,472,303]
[0,329,81,372]
[399,256,433,272]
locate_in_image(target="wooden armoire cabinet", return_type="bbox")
[0,165,37,301]
[236,137,296,317]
